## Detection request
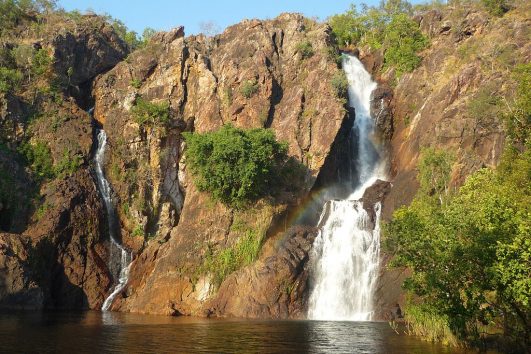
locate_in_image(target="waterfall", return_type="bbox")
[94,129,132,311]
[308,54,385,321]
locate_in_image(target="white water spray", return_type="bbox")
[308,55,385,321]
[94,129,132,311]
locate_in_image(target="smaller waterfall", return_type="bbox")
[94,129,132,311]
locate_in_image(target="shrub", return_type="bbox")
[481,0,509,16]
[130,78,142,89]
[131,97,170,128]
[183,124,289,207]
[417,147,454,200]
[18,140,54,181]
[240,79,258,99]
[31,48,52,77]
[467,83,502,123]
[202,229,263,287]
[296,40,314,59]
[331,71,349,97]
[54,148,83,178]
[0,67,22,94]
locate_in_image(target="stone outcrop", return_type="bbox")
[93,13,349,316]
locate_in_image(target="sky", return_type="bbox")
[57,0,423,36]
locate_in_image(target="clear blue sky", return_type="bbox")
[58,0,424,36]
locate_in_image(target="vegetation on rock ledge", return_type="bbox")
[183,124,291,207]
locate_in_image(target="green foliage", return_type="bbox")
[132,223,144,237]
[331,71,349,97]
[31,48,52,77]
[201,228,264,288]
[131,97,170,128]
[404,302,459,346]
[417,147,454,200]
[0,0,55,34]
[505,63,531,146]
[0,0,25,32]
[54,148,83,178]
[18,140,54,180]
[385,147,530,344]
[142,27,156,42]
[481,0,509,16]
[240,79,258,99]
[296,40,314,59]
[0,67,22,94]
[329,0,427,75]
[183,124,289,207]
[130,78,142,89]
[467,83,502,123]
[328,10,363,46]
[381,13,429,76]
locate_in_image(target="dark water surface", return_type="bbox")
[0,311,487,353]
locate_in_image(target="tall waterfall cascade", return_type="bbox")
[308,55,386,321]
[94,129,132,311]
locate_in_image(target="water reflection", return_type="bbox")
[0,311,494,353]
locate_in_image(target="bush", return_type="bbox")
[131,97,170,128]
[183,124,289,207]
[31,48,52,77]
[481,0,509,16]
[54,148,83,178]
[0,67,22,94]
[296,40,314,59]
[240,79,258,99]
[417,147,454,200]
[18,140,54,181]
[201,229,263,287]
[331,71,349,97]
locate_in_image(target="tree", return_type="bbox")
[385,147,530,345]
[142,27,156,42]
[183,124,289,207]
[199,20,221,37]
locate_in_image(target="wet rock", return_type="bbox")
[361,179,391,222]
[370,84,394,141]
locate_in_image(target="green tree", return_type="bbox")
[183,124,289,207]
[382,13,428,76]
[385,147,530,346]
[131,97,170,128]
[0,67,22,94]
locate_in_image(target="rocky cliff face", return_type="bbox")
[92,13,349,316]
